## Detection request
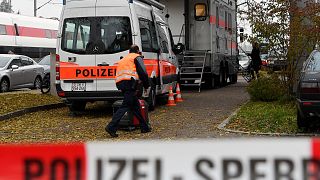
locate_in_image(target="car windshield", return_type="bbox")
[305,51,320,72]
[0,57,11,68]
[38,55,50,65]
[61,16,132,54]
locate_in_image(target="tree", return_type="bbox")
[0,0,13,13]
[243,0,320,94]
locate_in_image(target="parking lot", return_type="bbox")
[0,79,249,143]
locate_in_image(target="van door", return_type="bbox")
[95,4,134,91]
[59,16,97,92]
[156,22,173,92]
[189,0,210,50]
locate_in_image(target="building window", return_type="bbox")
[195,3,207,21]
[228,13,232,31]
[216,7,219,27]
[0,25,7,35]
[225,11,228,30]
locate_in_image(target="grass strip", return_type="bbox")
[0,93,61,115]
[226,101,297,134]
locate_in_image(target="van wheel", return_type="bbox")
[0,78,9,93]
[147,84,156,111]
[69,101,87,112]
[297,111,308,129]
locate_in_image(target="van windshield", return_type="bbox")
[61,17,132,54]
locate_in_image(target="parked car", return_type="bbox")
[238,53,251,71]
[0,54,44,92]
[296,50,320,128]
[260,53,268,66]
[38,55,50,75]
[266,51,287,71]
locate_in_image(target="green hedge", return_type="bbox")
[247,75,287,102]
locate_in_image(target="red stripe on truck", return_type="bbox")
[3,25,57,38]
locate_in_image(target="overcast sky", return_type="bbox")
[11,0,62,18]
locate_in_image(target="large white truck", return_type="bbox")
[160,0,238,91]
[56,0,179,111]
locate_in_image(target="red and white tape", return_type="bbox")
[0,139,319,180]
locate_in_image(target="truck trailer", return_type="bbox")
[160,0,238,92]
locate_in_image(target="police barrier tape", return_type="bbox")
[1,139,320,180]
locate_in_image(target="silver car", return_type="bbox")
[0,54,44,92]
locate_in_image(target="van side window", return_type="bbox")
[0,25,6,35]
[139,18,159,52]
[157,23,169,53]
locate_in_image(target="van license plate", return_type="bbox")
[71,83,86,91]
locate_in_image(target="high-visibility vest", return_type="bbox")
[115,53,140,83]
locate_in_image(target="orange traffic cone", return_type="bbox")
[175,83,183,102]
[166,85,176,106]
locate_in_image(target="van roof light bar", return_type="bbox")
[129,0,165,10]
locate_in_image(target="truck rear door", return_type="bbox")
[190,1,210,50]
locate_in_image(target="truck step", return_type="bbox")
[181,67,203,69]
[182,60,204,63]
[180,78,201,81]
[184,55,206,58]
[180,84,201,87]
[180,72,202,75]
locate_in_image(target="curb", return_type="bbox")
[217,103,320,137]
[0,103,66,121]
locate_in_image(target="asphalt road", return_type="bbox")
[0,78,249,143]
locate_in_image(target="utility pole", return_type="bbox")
[34,0,36,16]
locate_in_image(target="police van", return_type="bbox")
[56,0,179,111]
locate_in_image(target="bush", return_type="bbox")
[247,74,287,102]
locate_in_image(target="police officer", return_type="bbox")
[105,45,151,138]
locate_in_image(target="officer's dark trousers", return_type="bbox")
[107,89,149,132]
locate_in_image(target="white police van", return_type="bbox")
[56,0,179,111]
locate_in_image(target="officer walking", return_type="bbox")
[105,45,151,138]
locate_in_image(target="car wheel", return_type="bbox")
[69,101,87,112]
[147,84,156,111]
[33,76,42,89]
[297,111,308,129]
[0,78,9,93]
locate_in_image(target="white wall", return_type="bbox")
[159,0,185,44]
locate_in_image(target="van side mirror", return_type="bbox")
[11,65,19,70]
[173,43,184,55]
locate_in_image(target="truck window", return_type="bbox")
[195,3,207,21]
[0,25,6,35]
[61,17,132,54]
[139,18,159,53]
[157,23,169,53]
[216,7,219,28]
